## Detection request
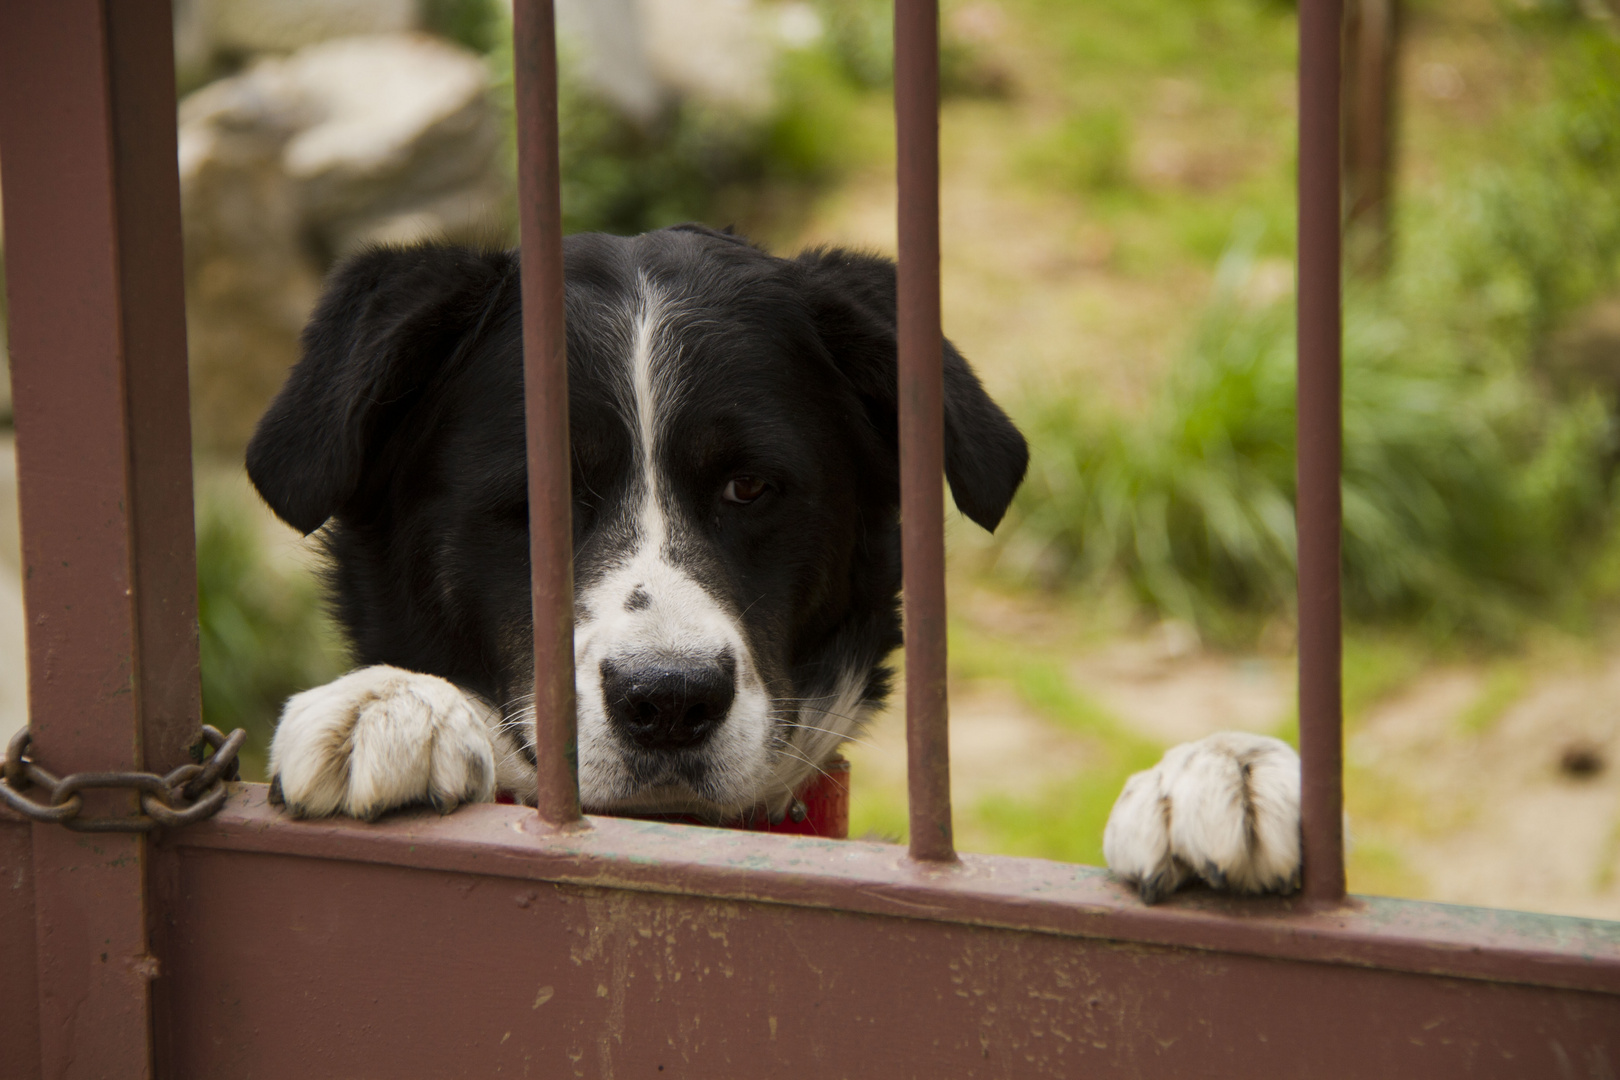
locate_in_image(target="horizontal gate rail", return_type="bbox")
[165,792,1620,997]
[6,789,1620,1074]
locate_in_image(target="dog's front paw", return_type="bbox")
[268,665,498,819]
[1103,732,1300,904]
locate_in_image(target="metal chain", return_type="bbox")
[0,724,245,832]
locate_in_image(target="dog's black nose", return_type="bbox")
[600,653,737,751]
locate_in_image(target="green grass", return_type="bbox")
[847,784,910,845]
[849,617,1166,864]
[1343,633,1440,726]
[1596,815,1620,892]
[1456,664,1530,736]
[1007,0,1300,272]
[1347,837,1429,899]
[196,491,346,780]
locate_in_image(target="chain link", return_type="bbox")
[0,724,245,832]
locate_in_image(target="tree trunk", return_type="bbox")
[1343,0,1401,277]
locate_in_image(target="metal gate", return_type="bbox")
[1,1,1616,1077]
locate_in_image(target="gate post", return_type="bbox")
[0,1,198,1075]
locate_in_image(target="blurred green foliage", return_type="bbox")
[1009,0,1302,270]
[813,0,1010,97]
[999,31,1620,643]
[1021,107,1133,195]
[196,494,345,779]
[420,0,506,54]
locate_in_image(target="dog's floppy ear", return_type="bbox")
[798,247,1029,531]
[246,245,510,534]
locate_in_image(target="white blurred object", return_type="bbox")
[643,0,771,112]
[556,0,661,122]
[556,0,775,122]
[775,3,824,49]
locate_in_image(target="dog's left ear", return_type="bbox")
[798,247,1029,531]
[246,245,509,534]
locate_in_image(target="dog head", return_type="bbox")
[247,226,1027,816]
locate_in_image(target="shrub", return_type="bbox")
[812,0,1007,98]
[1001,244,1614,642]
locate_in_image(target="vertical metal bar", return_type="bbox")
[895,0,955,863]
[0,0,198,1074]
[512,0,582,827]
[1296,0,1348,904]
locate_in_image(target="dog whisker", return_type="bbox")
[774,720,877,752]
[774,743,834,786]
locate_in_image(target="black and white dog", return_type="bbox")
[247,225,1301,902]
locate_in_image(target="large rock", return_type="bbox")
[175,0,420,86]
[178,33,509,451]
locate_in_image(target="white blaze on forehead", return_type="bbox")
[627,276,670,546]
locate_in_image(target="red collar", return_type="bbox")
[495,754,850,838]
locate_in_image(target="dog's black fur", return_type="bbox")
[247,225,1027,809]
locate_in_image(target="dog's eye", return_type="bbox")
[722,476,768,505]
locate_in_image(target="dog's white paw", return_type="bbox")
[268,665,498,820]
[1103,732,1301,904]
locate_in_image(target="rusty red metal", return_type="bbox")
[1296,0,1348,905]
[101,794,1616,1077]
[512,0,583,828]
[160,868,1620,1076]
[895,0,955,864]
[5,794,1620,1074]
[0,1,198,1075]
[163,792,1620,995]
[0,820,41,1078]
